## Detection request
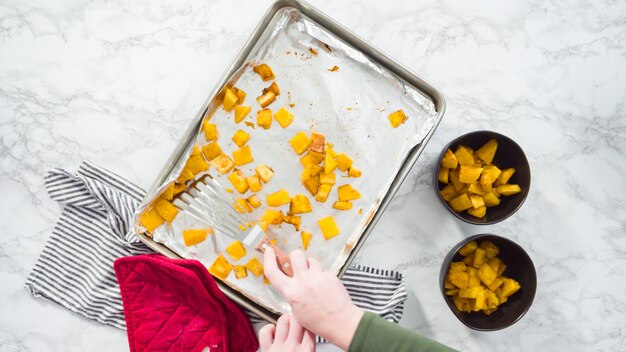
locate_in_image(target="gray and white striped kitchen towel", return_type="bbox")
[25,161,407,335]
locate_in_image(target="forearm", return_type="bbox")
[348,312,458,352]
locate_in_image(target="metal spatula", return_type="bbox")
[173,174,293,277]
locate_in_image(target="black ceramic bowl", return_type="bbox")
[440,234,537,331]
[434,131,530,225]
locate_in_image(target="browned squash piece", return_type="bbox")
[253,63,275,81]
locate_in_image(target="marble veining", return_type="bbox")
[1,0,625,351]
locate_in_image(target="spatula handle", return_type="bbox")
[256,238,293,277]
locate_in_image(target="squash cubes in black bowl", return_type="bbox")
[440,234,537,331]
[434,131,530,225]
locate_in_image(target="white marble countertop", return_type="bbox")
[1,0,625,350]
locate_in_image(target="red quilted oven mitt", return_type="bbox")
[114,255,259,352]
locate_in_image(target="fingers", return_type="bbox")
[258,324,275,351]
[289,250,308,276]
[286,315,304,343]
[264,247,289,288]
[274,314,290,343]
[301,328,316,350]
[306,257,321,272]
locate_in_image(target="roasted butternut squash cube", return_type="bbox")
[467,206,486,218]
[290,132,310,155]
[450,262,467,271]
[479,241,500,259]
[448,270,469,289]
[177,169,194,184]
[155,198,179,222]
[318,216,340,240]
[482,191,501,208]
[234,105,251,123]
[260,209,284,230]
[477,264,497,286]
[338,184,361,201]
[257,91,276,108]
[140,207,165,232]
[458,286,484,299]
[480,172,492,192]
[439,184,456,201]
[234,87,247,104]
[469,194,485,209]
[445,289,459,296]
[333,201,353,210]
[388,109,407,128]
[441,148,458,169]
[483,165,502,184]
[252,165,272,184]
[335,153,353,172]
[449,168,464,192]
[233,202,245,213]
[459,165,484,183]
[499,277,521,298]
[173,183,186,195]
[223,88,238,111]
[257,109,272,129]
[300,151,325,166]
[454,146,474,166]
[476,139,498,165]
[438,167,449,184]
[487,257,502,274]
[202,142,222,161]
[233,146,254,166]
[325,143,338,158]
[203,122,218,141]
[497,184,521,196]
[462,254,475,266]
[324,153,337,174]
[458,240,478,256]
[348,166,361,178]
[302,164,323,182]
[495,168,516,186]
[301,231,313,250]
[310,132,325,153]
[246,175,262,192]
[225,240,246,261]
[319,172,336,185]
[263,82,280,96]
[247,195,262,208]
[209,254,233,280]
[316,184,332,202]
[280,215,299,231]
[290,194,312,214]
[467,181,484,195]
[267,190,290,207]
[253,63,275,81]
[453,296,472,312]
[487,277,504,292]
[449,193,472,212]
[303,175,320,196]
[274,107,294,128]
[228,170,249,194]
[192,145,202,155]
[473,248,486,268]
[211,154,234,174]
[182,228,212,246]
[162,184,175,201]
[186,154,209,175]
[233,265,247,279]
[245,258,264,276]
[236,198,252,213]
[467,267,481,288]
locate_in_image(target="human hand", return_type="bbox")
[264,248,363,350]
[259,314,315,352]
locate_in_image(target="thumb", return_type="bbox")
[264,246,289,290]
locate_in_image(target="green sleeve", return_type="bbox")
[348,312,457,352]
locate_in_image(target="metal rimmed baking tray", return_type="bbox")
[134,0,445,322]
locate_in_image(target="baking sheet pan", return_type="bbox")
[134,0,445,322]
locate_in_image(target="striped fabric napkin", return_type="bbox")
[25,161,407,337]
